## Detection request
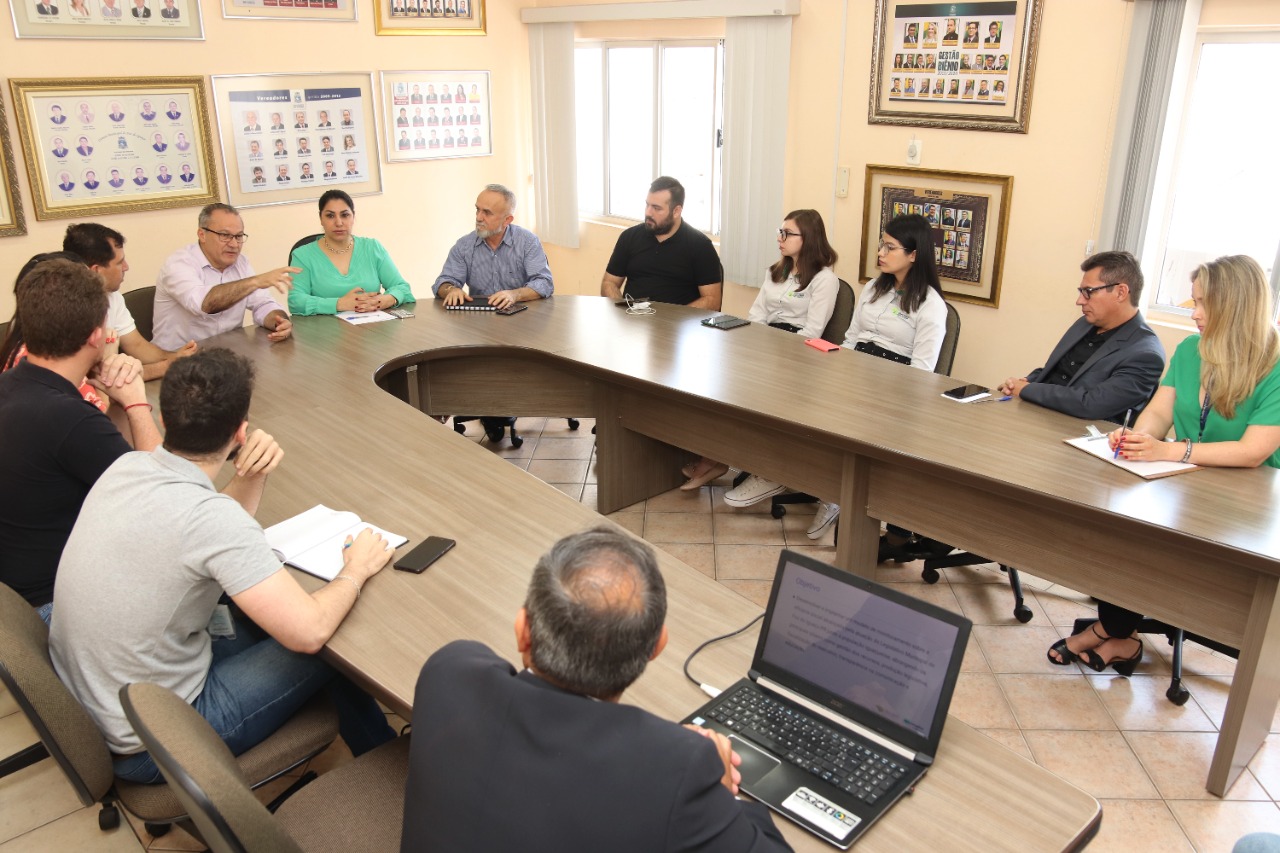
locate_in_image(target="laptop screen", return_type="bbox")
[756,553,968,747]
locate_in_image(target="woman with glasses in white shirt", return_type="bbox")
[724,213,947,546]
[680,210,839,492]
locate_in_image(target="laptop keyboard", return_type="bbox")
[707,685,908,805]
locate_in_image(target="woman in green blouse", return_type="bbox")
[1048,254,1280,674]
[288,190,416,315]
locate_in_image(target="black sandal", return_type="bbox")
[1047,622,1105,666]
[1080,636,1143,677]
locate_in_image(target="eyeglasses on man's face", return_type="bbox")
[201,227,249,244]
[1076,283,1118,300]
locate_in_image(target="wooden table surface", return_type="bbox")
[205,297,1125,850]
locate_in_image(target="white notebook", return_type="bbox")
[1064,434,1199,480]
[265,504,407,580]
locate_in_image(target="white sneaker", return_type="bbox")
[723,474,786,508]
[807,501,840,539]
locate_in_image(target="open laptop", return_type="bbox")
[683,549,972,848]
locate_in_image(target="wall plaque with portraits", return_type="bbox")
[380,71,491,163]
[0,93,26,237]
[8,0,203,39]
[861,165,1012,308]
[374,0,482,35]
[211,72,382,209]
[221,0,355,23]
[868,0,1042,133]
[8,77,219,221]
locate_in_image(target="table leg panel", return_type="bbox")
[1209,573,1280,795]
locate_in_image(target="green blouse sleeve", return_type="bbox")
[370,239,415,306]
[287,241,341,316]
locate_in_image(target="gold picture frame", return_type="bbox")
[374,0,482,35]
[9,76,219,221]
[868,0,1042,133]
[860,165,1013,308]
[210,72,382,209]
[0,92,27,237]
[380,70,491,163]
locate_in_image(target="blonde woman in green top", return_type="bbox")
[287,190,416,315]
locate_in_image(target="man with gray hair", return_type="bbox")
[400,527,790,852]
[996,250,1165,423]
[152,203,297,350]
[431,183,553,311]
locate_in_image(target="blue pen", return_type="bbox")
[1113,409,1133,459]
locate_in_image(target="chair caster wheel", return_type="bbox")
[567,418,580,430]
[922,567,940,584]
[771,505,786,519]
[98,805,119,831]
[1167,683,1191,706]
[453,422,466,435]
[510,435,524,448]
[144,822,171,838]
[1014,604,1034,623]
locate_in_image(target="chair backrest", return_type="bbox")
[820,278,856,345]
[123,286,156,341]
[121,682,303,853]
[288,234,322,266]
[0,583,115,806]
[934,301,961,376]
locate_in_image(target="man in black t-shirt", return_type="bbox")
[0,259,162,618]
[600,176,722,309]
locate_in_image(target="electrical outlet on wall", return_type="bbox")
[836,166,850,198]
[906,136,922,166]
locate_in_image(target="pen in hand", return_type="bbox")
[1113,409,1133,459]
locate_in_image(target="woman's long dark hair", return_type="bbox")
[1,251,85,370]
[868,213,942,314]
[769,209,838,290]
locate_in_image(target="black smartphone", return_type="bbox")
[496,304,528,316]
[942,383,991,401]
[393,536,456,573]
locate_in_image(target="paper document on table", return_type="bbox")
[337,310,397,325]
[1064,435,1199,480]
[264,504,407,580]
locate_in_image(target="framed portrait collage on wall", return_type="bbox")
[0,0,491,224]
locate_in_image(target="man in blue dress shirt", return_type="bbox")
[431,183,553,310]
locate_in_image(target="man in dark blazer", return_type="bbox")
[35,1,58,13]
[998,250,1165,423]
[400,527,791,853]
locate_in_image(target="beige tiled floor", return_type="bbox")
[3,415,1279,851]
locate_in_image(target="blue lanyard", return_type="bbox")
[1198,390,1212,441]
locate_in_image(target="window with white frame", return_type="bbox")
[1144,31,1280,316]
[574,40,725,233]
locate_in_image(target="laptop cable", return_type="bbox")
[682,613,765,698]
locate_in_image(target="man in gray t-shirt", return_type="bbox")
[51,349,396,783]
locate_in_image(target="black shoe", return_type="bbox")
[905,537,953,560]
[877,534,913,564]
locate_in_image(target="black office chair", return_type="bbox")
[289,234,323,264]
[123,286,157,341]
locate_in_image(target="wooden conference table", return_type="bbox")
[207,296,1120,851]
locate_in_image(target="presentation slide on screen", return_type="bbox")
[761,564,959,738]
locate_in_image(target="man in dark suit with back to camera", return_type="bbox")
[600,175,722,310]
[998,251,1165,423]
[400,527,791,853]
